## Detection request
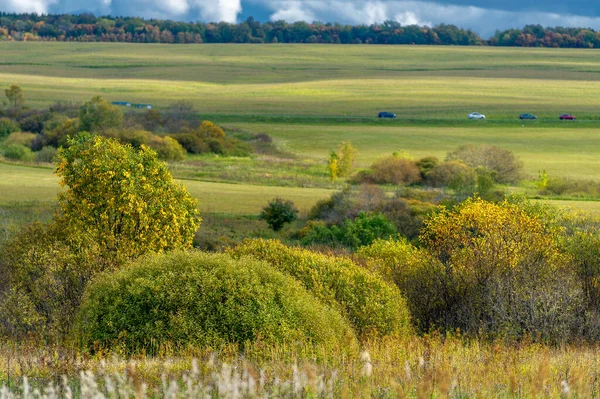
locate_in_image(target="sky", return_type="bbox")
[2,0,600,37]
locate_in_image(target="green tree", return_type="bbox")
[78,95,123,132]
[0,118,20,137]
[4,84,24,109]
[260,198,299,231]
[55,133,201,266]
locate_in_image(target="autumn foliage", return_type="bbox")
[56,133,201,266]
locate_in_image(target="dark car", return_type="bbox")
[378,112,396,118]
[560,114,576,120]
[519,113,537,120]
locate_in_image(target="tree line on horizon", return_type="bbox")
[2,12,600,47]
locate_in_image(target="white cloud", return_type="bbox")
[395,11,429,25]
[195,0,243,22]
[364,1,387,24]
[269,1,315,22]
[251,0,600,37]
[3,0,58,13]
[5,0,600,37]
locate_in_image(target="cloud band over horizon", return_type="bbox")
[2,0,600,37]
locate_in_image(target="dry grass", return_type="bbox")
[2,335,600,398]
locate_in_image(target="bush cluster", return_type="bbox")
[0,90,252,161]
[0,134,201,343]
[75,251,358,354]
[350,147,513,202]
[170,121,251,157]
[0,221,103,340]
[541,176,600,198]
[299,212,397,249]
[308,186,436,242]
[353,155,421,185]
[228,239,412,339]
[358,198,591,342]
[446,144,523,184]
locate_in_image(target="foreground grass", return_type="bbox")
[2,335,600,398]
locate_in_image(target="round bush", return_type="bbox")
[3,144,34,161]
[425,161,476,189]
[0,118,19,138]
[445,144,523,184]
[75,251,358,354]
[363,156,422,185]
[228,239,412,339]
[34,146,57,163]
[5,132,37,147]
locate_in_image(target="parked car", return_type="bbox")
[467,112,485,120]
[559,114,576,120]
[519,113,537,120]
[378,111,396,118]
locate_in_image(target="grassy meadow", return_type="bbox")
[2,42,600,119]
[6,42,600,398]
[2,43,600,210]
[0,162,333,214]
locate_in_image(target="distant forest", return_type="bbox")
[1,12,600,48]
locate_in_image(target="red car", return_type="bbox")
[560,114,576,120]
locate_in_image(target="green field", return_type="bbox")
[3,43,600,212]
[0,162,333,214]
[3,42,600,119]
[230,123,600,179]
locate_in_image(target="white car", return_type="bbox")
[468,112,486,120]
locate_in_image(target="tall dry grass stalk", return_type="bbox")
[2,334,600,398]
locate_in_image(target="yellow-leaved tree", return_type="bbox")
[55,132,201,267]
[0,133,200,342]
[418,197,581,341]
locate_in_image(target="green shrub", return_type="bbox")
[260,198,299,231]
[446,144,523,184]
[0,221,103,341]
[425,161,476,189]
[300,212,397,249]
[357,239,449,333]
[542,176,600,198]
[171,133,210,154]
[5,131,36,147]
[0,118,19,137]
[34,146,57,163]
[75,250,358,354]
[416,156,439,178]
[228,239,412,338]
[299,221,344,247]
[342,212,397,249]
[147,135,187,161]
[3,144,34,161]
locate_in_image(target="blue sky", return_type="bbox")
[2,0,600,37]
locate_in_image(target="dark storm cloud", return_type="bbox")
[2,0,600,37]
